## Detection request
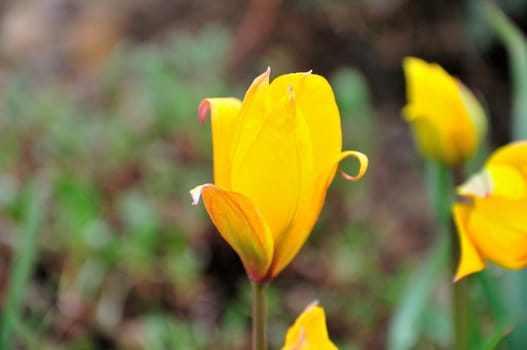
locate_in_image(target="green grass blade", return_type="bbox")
[484,1,527,140]
[0,181,46,349]
[387,233,449,350]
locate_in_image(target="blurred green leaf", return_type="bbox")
[0,180,46,349]
[387,234,450,350]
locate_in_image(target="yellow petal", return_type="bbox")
[486,165,527,200]
[264,73,369,278]
[269,72,342,179]
[402,57,483,165]
[458,81,487,150]
[402,104,453,163]
[282,302,338,350]
[230,78,314,243]
[468,197,527,270]
[452,203,485,282]
[268,150,368,278]
[190,184,273,281]
[199,97,242,188]
[229,67,271,168]
[487,140,527,169]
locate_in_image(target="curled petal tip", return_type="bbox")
[303,69,313,76]
[190,185,205,205]
[198,100,211,124]
[338,151,369,182]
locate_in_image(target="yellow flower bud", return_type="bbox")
[402,57,487,166]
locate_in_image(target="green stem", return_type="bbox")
[252,282,267,350]
[427,161,471,349]
[453,277,471,350]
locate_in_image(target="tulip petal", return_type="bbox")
[199,98,242,188]
[282,302,338,350]
[264,73,368,278]
[486,165,527,200]
[230,68,271,165]
[458,81,487,145]
[190,184,273,281]
[269,150,368,279]
[269,72,342,179]
[468,197,527,270]
[488,140,527,169]
[231,79,314,243]
[453,203,485,281]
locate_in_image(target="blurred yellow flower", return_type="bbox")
[282,302,338,350]
[191,68,368,282]
[453,141,527,281]
[402,57,487,166]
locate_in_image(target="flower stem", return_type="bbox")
[428,161,472,349]
[252,282,267,350]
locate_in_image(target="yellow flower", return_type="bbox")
[402,57,487,166]
[282,302,338,350]
[190,68,367,282]
[453,141,527,281]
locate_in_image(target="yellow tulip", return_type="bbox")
[190,68,368,282]
[282,302,338,350]
[453,141,527,281]
[402,57,487,166]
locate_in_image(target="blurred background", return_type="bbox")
[0,0,525,349]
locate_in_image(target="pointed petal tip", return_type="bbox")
[190,185,205,205]
[305,300,319,311]
[303,69,312,76]
[198,99,211,124]
[453,267,479,283]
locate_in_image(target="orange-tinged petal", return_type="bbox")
[199,98,242,188]
[282,302,338,350]
[230,81,314,243]
[190,184,273,281]
[467,197,527,270]
[453,203,485,282]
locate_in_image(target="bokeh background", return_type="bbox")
[0,0,524,349]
